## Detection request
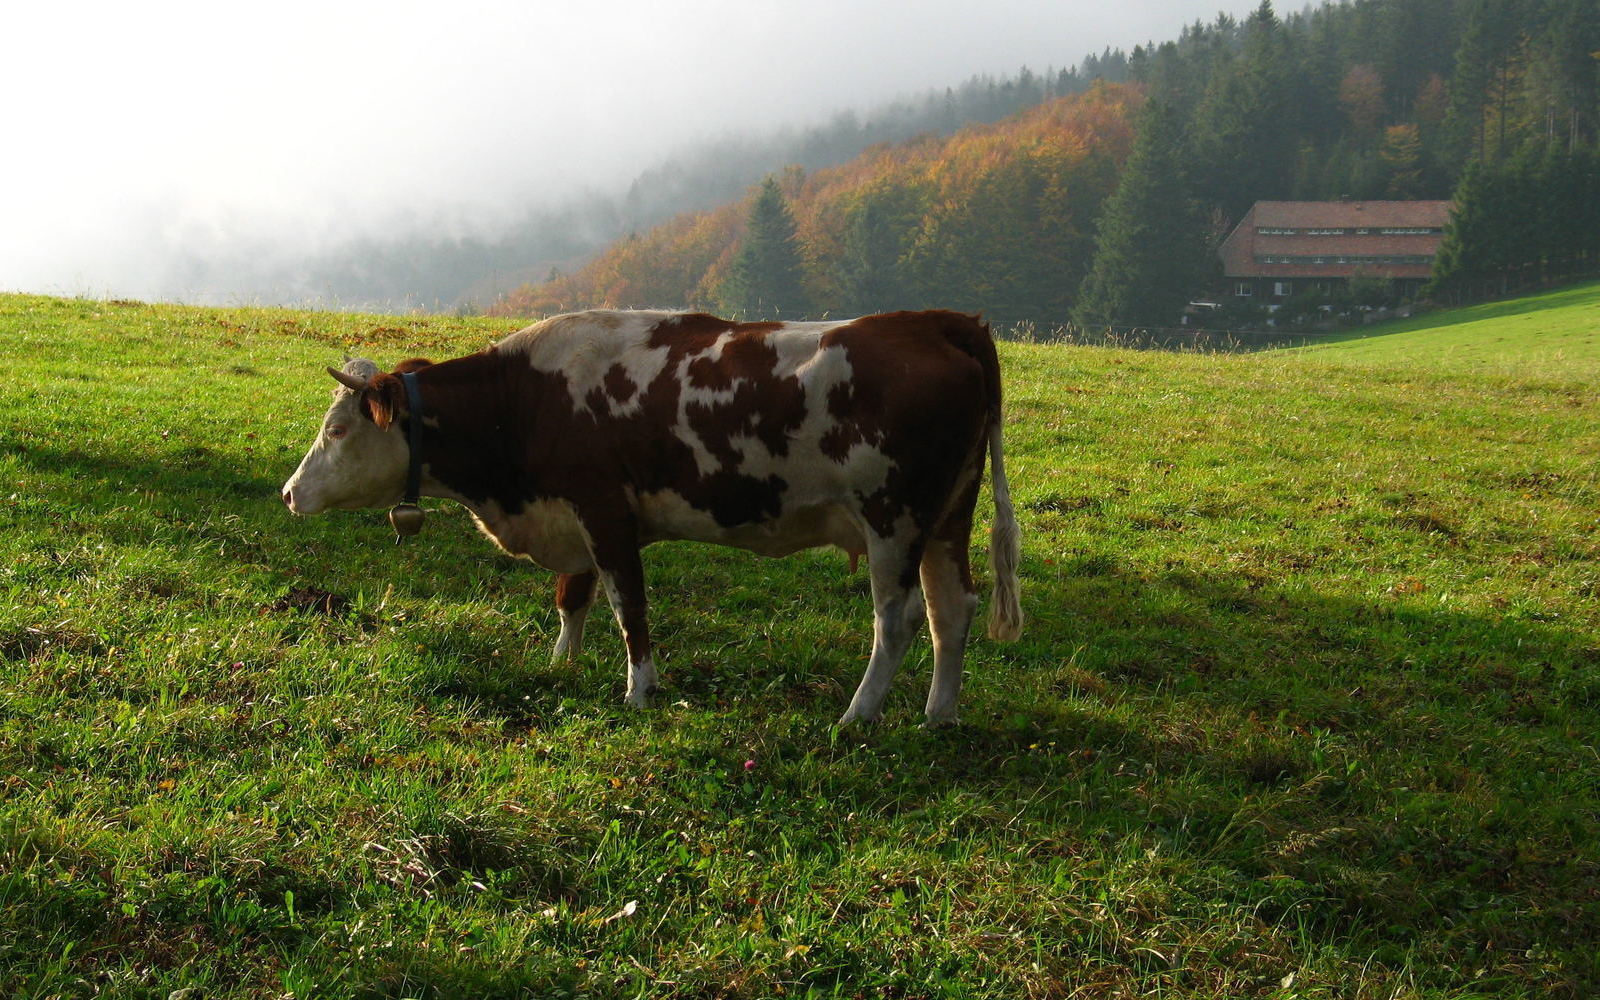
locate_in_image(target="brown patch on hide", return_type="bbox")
[821,311,995,538]
[683,334,808,471]
[628,315,796,526]
[603,364,637,404]
[556,571,598,613]
[818,381,874,463]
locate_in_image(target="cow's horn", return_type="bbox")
[327,366,370,392]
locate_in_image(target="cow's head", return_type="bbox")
[280,358,417,515]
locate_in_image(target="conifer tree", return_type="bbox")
[1189,1,1300,220]
[832,184,921,315]
[1428,160,1501,302]
[1073,99,1210,329]
[717,177,813,319]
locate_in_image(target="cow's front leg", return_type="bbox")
[551,571,598,663]
[589,533,656,709]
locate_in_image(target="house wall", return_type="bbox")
[1227,275,1428,304]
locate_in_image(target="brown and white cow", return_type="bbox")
[281,309,1022,725]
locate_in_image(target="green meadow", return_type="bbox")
[1297,280,1600,370]
[1,286,1597,998]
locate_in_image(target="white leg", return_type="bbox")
[920,541,979,726]
[551,572,598,664]
[552,604,591,662]
[838,537,923,725]
[626,655,658,709]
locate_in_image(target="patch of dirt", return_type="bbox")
[266,586,352,617]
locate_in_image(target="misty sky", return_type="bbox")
[3,0,1263,302]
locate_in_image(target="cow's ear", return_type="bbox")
[362,372,408,430]
[394,358,434,374]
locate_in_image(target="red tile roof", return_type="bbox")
[1219,200,1453,280]
[1250,200,1452,229]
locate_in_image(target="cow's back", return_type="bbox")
[492,309,997,548]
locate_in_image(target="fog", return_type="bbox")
[2,0,1262,308]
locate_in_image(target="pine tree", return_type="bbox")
[832,184,922,315]
[1444,0,1526,168]
[1428,160,1501,302]
[717,177,813,320]
[1073,99,1210,328]
[1189,0,1300,220]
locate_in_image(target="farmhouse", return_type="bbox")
[1218,200,1453,306]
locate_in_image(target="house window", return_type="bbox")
[1235,282,1253,297]
[1273,281,1292,297]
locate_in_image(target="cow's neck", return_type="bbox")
[408,350,543,515]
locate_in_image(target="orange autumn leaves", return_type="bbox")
[493,83,1140,320]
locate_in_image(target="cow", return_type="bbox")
[281,309,1022,725]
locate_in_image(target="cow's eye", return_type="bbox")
[327,425,348,440]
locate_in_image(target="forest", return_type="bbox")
[166,68,1093,313]
[491,0,1600,327]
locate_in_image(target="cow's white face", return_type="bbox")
[281,359,410,515]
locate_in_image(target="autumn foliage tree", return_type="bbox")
[493,84,1139,323]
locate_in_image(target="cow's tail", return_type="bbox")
[986,395,1024,642]
[972,331,1024,640]
[938,312,1023,641]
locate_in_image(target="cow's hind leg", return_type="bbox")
[588,528,657,709]
[551,571,598,663]
[839,534,925,726]
[920,539,979,727]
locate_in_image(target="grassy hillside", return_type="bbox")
[2,293,1597,998]
[1292,280,1600,373]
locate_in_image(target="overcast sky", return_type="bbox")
[2,0,1262,302]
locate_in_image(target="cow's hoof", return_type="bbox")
[921,714,961,730]
[836,709,881,727]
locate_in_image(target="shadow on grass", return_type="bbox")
[417,556,1600,989]
[8,437,551,606]
[13,437,1600,991]
[10,440,278,501]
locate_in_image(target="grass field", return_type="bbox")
[2,289,1597,998]
[1294,279,1600,371]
